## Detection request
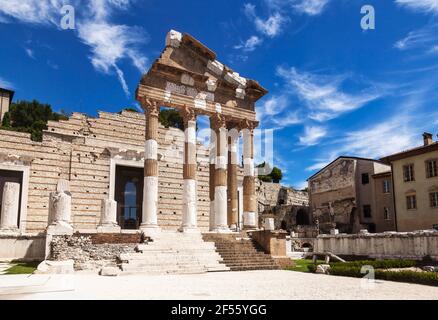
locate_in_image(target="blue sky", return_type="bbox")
[1,0,438,189]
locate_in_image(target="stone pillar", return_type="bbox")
[97,199,121,233]
[140,98,161,236]
[227,127,239,230]
[211,114,229,232]
[47,179,73,235]
[179,107,199,233]
[241,120,257,230]
[0,182,20,234]
[209,119,216,231]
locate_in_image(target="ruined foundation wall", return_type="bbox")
[314,231,438,260]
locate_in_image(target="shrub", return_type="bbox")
[330,259,416,270]
[307,264,317,273]
[374,270,438,287]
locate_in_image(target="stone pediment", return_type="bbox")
[137,30,267,121]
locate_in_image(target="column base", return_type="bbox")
[243,211,257,230]
[178,226,201,234]
[140,224,161,237]
[47,221,74,236]
[212,226,232,233]
[97,224,121,234]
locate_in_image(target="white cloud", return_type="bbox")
[394,23,438,54]
[265,0,330,16]
[299,126,327,146]
[395,0,438,14]
[234,35,263,52]
[0,0,148,97]
[277,66,381,121]
[25,48,36,59]
[244,3,287,38]
[0,0,67,25]
[256,95,303,128]
[0,77,13,89]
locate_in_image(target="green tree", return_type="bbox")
[1,100,68,141]
[256,162,283,183]
[159,108,183,130]
[270,167,283,183]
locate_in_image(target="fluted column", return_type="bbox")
[209,119,216,231]
[227,127,239,230]
[0,182,20,234]
[140,98,161,236]
[179,107,199,233]
[211,114,229,232]
[241,120,257,230]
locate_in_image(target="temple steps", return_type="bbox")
[118,231,230,275]
[202,233,281,272]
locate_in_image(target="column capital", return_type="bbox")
[239,118,258,131]
[180,105,197,125]
[140,97,160,117]
[210,113,228,131]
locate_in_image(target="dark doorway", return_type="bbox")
[296,209,310,225]
[0,170,23,227]
[115,166,144,230]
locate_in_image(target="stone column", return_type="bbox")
[97,199,121,233]
[140,98,161,236]
[47,179,73,235]
[179,107,199,233]
[241,120,257,230]
[227,127,239,230]
[211,114,229,232]
[209,119,216,231]
[0,182,20,234]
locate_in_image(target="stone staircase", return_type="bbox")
[202,233,281,271]
[118,231,230,275]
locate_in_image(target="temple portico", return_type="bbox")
[136,29,267,235]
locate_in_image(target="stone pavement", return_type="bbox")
[1,270,438,300]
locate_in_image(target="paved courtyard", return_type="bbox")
[1,270,438,300]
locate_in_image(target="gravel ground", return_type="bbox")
[1,270,438,300]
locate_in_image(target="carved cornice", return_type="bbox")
[0,153,33,166]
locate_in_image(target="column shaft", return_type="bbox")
[140,99,160,236]
[212,115,229,232]
[209,121,216,231]
[0,182,20,233]
[227,132,239,229]
[242,126,257,229]
[180,108,198,232]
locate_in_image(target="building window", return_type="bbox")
[362,173,370,185]
[426,160,438,178]
[430,192,438,208]
[383,207,391,221]
[363,205,372,218]
[383,180,390,194]
[403,164,415,182]
[406,195,417,210]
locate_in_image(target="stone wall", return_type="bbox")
[0,110,245,233]
[314,230,438,260]
[50,234,138,270]
[256,181,309,210]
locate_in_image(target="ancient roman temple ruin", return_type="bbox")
[0,30,287,273]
